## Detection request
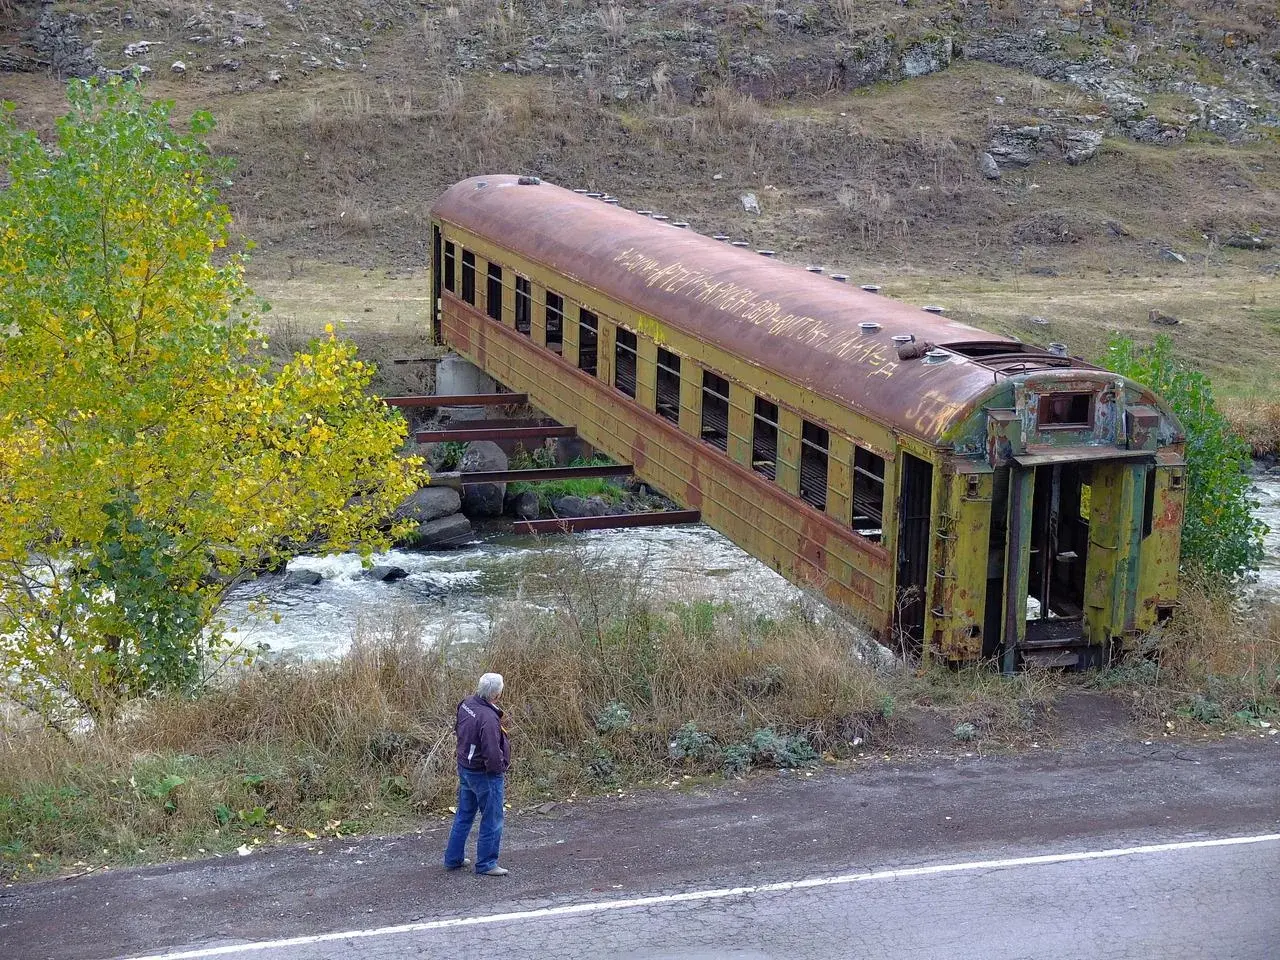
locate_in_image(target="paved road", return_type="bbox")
[3,736,1278,960]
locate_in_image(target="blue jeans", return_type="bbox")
[443,766,505,872]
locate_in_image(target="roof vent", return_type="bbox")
[713,234,730,242]
[517,175,542,186]
[731,240,750,247]
[673,220,690,228]
[604,198,620,205]
[573,188,589,194]
[637,209,653,216]
[1048,342,1069,357]
[923,348,950,364]
[831,274,848,283]
[653,214,670,222]
[807,266,824,273]
[859,322,881,333]
[757,249,775,257]
[891,334,915,346]
[587,192,603,199]
[923,304,946,314]
[860,284,881,294]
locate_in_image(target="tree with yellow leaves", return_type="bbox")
[0,80,423,728]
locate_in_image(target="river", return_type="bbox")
[222,523,802,658]
[224,480,1280,659]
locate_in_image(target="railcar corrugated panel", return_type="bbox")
[443,223,902,461]
[434,176,1034,445]
[442,297,893,629]
[430,180,1191,668]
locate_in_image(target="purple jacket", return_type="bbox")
[455,694,510,774]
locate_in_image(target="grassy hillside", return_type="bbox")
[4,1,1279,414]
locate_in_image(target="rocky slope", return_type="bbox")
[4,1,1280,392]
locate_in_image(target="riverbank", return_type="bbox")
[2,554,1276,884]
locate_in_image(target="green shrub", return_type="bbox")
[1102,335,1266,582]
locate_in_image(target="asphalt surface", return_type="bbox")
[3,736,1278,960]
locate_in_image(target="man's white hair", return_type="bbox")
[476,672,504,701]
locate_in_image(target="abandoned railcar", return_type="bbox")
[428,175,1186,669]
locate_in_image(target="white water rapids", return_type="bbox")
[222,480,1280,659]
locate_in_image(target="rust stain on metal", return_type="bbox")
[430,177,1187,670]
[516,510,702,535]
[433,177,1016,443]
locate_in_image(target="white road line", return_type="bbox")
[117,832,1280,960]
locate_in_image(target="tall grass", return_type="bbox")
[4,556,1274,880]
[0,554,890,878]
[1223,397,1280,457]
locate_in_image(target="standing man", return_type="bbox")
[444,672,511,876]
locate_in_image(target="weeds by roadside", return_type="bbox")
[2,558,1276,882]
[1092,575,1280,728]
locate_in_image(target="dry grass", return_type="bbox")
[1223,398,1280,457]
[879,273,1280,399]
[248,262,439,396]
[1100,577,1280,726]
[0,552,895,879]
[4,554,1275,880]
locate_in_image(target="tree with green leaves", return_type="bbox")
[1103,335,1266,583]
[0,80,423,728]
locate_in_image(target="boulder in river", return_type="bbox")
[460,441,508,518]
[551,495,609,518]
[412,513,474,549]
[365,565,409,582]
[510,489,541,521]
[284,569,323,587]
[395,486,463,524]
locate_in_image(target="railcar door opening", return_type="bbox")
[895,453,933,651]
[1025,464,1089,641]
[998,463,1096,668]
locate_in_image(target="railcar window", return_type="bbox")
[1041,392,1092,428]
[752,398,779,481]
[852,445,886,541]
[656,348,681,424]
[486,264,503,322]
[443,241,456,293]
[461,251,475,305]
[701,371,730,451]
[615,327,638,399]
[578,307,598,376]
[545,290,563,352]
[799,420,829,510]
[515,275,532,335]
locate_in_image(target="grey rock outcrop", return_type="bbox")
[900,37,953,79]
[1223,234,1273,251]
[979,153,1002,180]
[34,2,97,78]
[1063,129,1104,164]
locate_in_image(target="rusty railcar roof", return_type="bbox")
[432,175,1094,444]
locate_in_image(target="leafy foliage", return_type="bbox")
[1102,335,1266,582]
[0,80,422,726]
